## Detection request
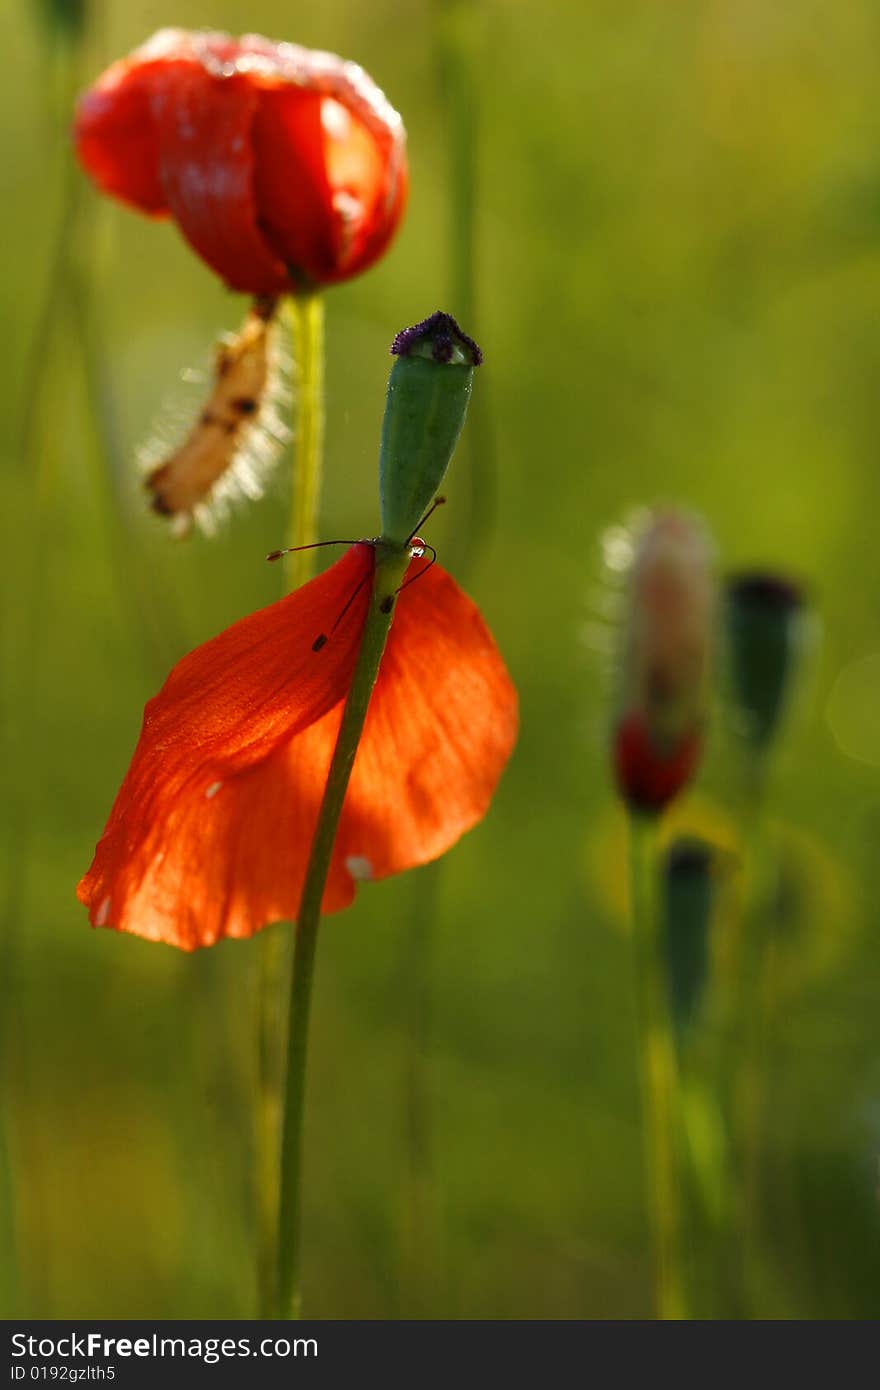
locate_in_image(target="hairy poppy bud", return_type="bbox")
[724,572,806,753]
[74,28,408,296]
[612,510,715,814]
[379,312,482,546]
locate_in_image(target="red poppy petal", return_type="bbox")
[333,141,408,286]
[80,734,345,949]
[73,55,174,214]
[76,545,374,947]
[216,559,518,928]
[317,94,408,283]
[332,562,518,885]
[210,36,407,286]
[78,554,516,948]
[250,87,337,284]
[154,65,290,295]
[251,88,403,284]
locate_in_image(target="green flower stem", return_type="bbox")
[276,543,411,1320]
[257,290,327,1315]
[285,293,326,591]
[255,290,328,1312]
[629,814,687,1320]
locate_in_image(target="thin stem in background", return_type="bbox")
[726,770,776,1314]
[395,0,496,1316]
[255,925,292,1316]
[256,291,325,1316]
[70,235,188,676]
[276,545,411,1319]
[434,0,496,574]
[396,865,442,1317]
[628,814,687,1320]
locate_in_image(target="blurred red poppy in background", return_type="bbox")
[614,711,702,815]
[74,27,408,295]
[612,511,715,814]
[77,544,518,949]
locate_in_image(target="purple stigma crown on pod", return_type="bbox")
[390,311,483,366]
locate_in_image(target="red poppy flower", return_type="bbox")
[77,545,518,949]
[74,28,408,295]
[611,510,715,815]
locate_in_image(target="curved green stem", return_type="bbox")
[256,291,326,1315]
[629,815,687,1319]
[276,544,411,1320]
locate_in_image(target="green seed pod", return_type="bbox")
[725,573,806,752]
[662,837,714,1044]
[379,311,482,546]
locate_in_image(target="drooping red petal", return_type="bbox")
[250,560,518,923]
[330,561,518,886]
[78,555,517,949]
[76,544,374,948]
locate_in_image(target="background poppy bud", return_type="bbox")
[73,29,408,295]
[724,572,806,753]
[38,0,86,41]
[380,311,482,545]
[612,510,716,814]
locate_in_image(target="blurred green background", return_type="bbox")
[3,0,880,1319]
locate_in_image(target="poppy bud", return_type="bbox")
[724,572,806,753]
[662,838,715,1043]
[379,312,482,546]
[612,510,715,814]
[74,28,408,296]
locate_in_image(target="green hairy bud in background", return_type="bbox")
[724,573,807,754]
